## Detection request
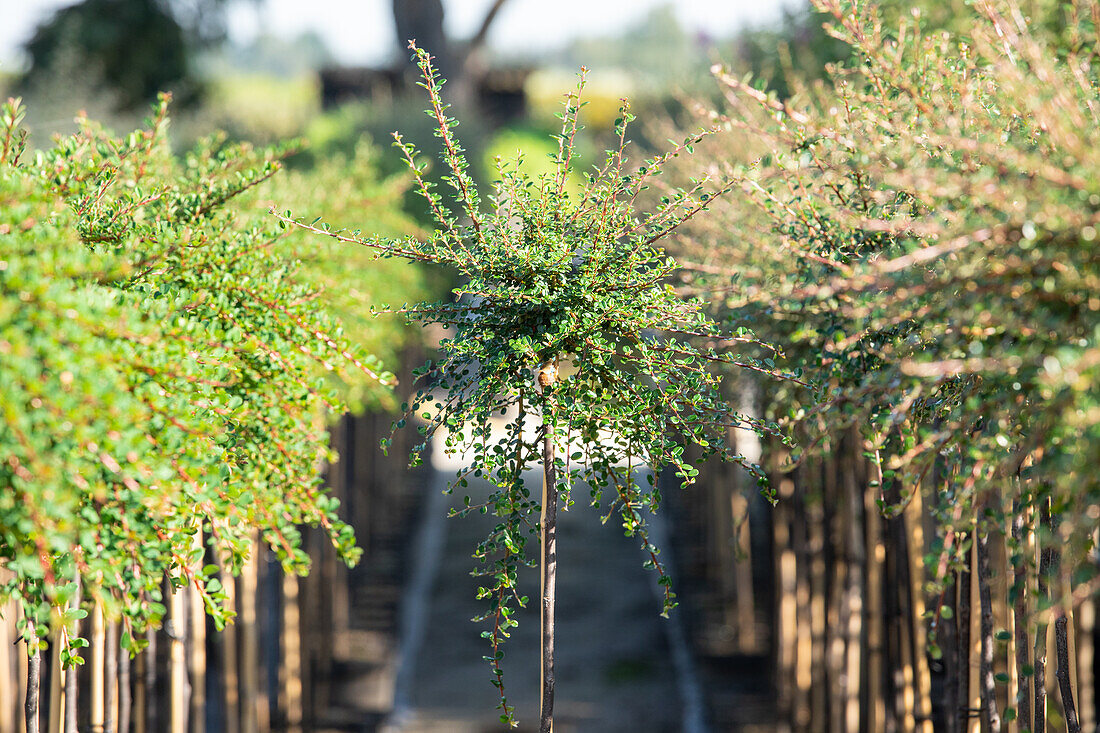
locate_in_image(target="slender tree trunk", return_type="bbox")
[26,624,41,733]
[1011,500,1032,731]
[63,580,78,733]
[976,496,1001,733]
[1035,501,1052,733]
[61,572,79,733]
[943,572,960,733]
[1054,613,1081,733]
[539,380,558,733]
[958,536,972,732]
[137,629,157,733]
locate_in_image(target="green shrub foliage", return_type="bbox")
[278,44,798,725]
[0,95,386,661]
[691,0,1099,601]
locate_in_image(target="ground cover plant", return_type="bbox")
[0,94,390,731]
[275,42,801,730]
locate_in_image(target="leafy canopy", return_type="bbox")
[277,43,798,724]
[0,94,386,662]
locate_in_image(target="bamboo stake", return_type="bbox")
[1,599,15,733]
[222,563,241,733]
[169,584,188,733]
[895,510,917,730]
[25,623,40,733]
[189,542,206,733]
[1076,599,1095,733]
[279,571,302,733]
[806,469,828,733]
[793,489,812,729]
[91,602,105,733]
[105,621,118,733]
[842,442,865,732]
[863,451,885,733]
[47,636,61,733]
[240,536,260,733]
[1011,500,1032,732]
[976,503,1002,732]
[774,472,797,721]
[904,483,934,732]
[825,452,846,733]
[118,641,130,733]
[538,360,558,733]
[1054,613,1081,733]
[731,491,757,653]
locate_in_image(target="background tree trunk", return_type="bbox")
[25,624,40,733]
[1055,613,1081,733]
[976,503,1001,733]
[1011,500,1032,731]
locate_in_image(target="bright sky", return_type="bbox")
[0,0,797,71]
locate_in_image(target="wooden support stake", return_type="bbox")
[118,640,131,733]
[240,537,260,733]
[189,538,206,733]
[47,635,61,733]
[280,571,302,733]
[91,602,105,733]
[905,484,934,733]
[105,621,118,733]
[169,584,188,733]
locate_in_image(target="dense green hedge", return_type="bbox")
[0,95,401,660]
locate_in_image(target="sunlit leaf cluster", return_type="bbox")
[687,0,1100,602]
[0,95,385,660]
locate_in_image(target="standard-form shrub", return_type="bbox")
[278,43,798,730]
